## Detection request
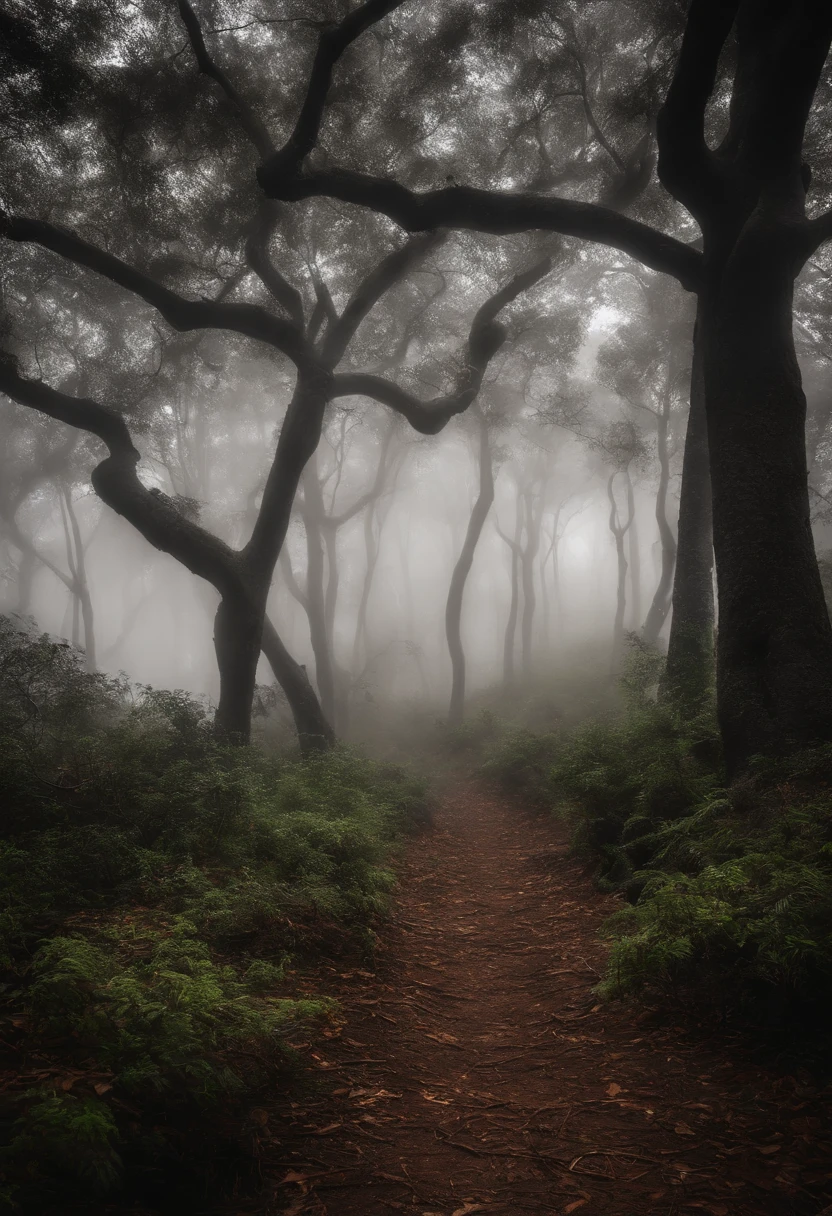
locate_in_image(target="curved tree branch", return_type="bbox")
[2,215,309,366]
[0,357,244,597]
[260,0,407,181]
[320,230,445,368]
[331,253,555,432]
[245,203,306,329]
[257,170,703,290]
[177,0,276,159]
[655,0,737,216]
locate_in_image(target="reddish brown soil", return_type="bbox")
[247,786,832,1216]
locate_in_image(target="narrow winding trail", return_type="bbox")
[252,787,832,1216]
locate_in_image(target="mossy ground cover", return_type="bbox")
[0,616,429,1211]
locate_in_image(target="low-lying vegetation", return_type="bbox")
[0,615,429,1210]
[485,641,832,1037]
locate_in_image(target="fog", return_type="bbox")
[5,283,832,754]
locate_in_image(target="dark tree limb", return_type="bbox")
[257,170,703,291]
[245,203,306,329]
[655,0,737,216]
[177,0,276,160]
[320,231,445,368]
[0,357,244,596]
[1,216,309,366]
[330,254,556,432]
[0,357,332,750]
[259,0,407,181]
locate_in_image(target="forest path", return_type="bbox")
[252,786,831,1216]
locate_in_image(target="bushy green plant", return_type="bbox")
[29,925,330,1099]
[532,640,832,1024]
[552,698,721,895]
[601,759,832,1016]
[3,1092,122,1194]
[0,616,430,1201]
[481,727,561,804]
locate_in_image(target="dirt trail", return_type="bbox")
[251,786,832,1216]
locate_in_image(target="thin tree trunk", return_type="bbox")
[501,505,522,687]
[608,470,634,673]
[352,499,380,674]
[446,415,495,726]
[63,489,97,672]
[626,471,641,632]
[661,313,713,710]
[643,370,677,646]
[301,495,336,727]
[520,485,545,679]
[261,615,334,752]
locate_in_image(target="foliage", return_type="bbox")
[496,640,832,1027]
[600,751,832,1020]
[481,727,561,805]
[0,617,429,1202]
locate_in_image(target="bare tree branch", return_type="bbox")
[245,203,306,329]
[177,0,276,159]
[320,231,445,368]
[330,254,555,432]
[2,215,309,366]
[259,0,407,181]
[257,171,703,290]
[655,0,737,215]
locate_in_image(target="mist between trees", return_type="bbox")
[3,0,832,775]
[5,2,832,1210]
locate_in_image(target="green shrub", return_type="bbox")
[537,642,832,1023]
[0,616,429,1200]
[481,727,561,804]
[3,1092,122,1194]
[552,698,721,895]
[601,760,832,1016]
[28,926,330,1099]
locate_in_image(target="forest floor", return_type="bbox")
[239,785,832,1216]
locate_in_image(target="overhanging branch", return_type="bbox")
[330,253,556,433]
[259,0,407,182]
[257,170,703,291]
[2,215,309,366]
[177,0,275,160]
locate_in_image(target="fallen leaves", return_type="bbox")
[674,1122,696,1136]
[605,1083,622,1098]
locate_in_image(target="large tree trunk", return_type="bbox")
[213,588,264,742]
[661,314,713,711]
[446,415,494,726]
[653,2,832,774]
[703,242,832,773]
[642,373,677,646]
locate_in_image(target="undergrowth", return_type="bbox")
[486,639,832,1034]
[0,615,429,1209]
